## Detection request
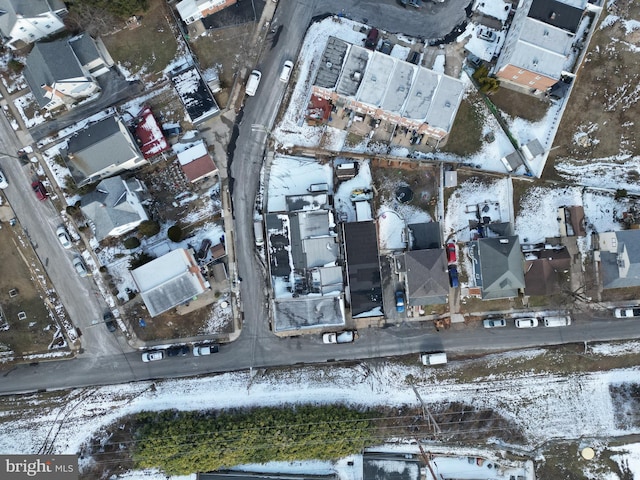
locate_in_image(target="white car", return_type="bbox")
[483,318,506,328]
[614,307,640,318]
[280,60,294,82]
[193,344,219,356]
[0,168,8,189]
[322,330,357,344]
[56,226,72,249]
[515,317,539,328]
[141,351,164,362]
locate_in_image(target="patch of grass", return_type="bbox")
[345,132,364,148]
[101,0,178,81]
[440,94,483,156]
[491,87,549,122]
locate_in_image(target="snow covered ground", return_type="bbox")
[2,344,640,479]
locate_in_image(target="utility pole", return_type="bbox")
[418,444,439,480]
[409,380,441,435]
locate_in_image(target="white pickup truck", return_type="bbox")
[322,330,357,344]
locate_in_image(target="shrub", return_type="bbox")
[167,225,183,242]
[129,252,155,270]
[8,59,23,73]
[138,220,160,237]
[123,237,141,249]
[615,189,628,200]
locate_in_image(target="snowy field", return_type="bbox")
[3,344,640,479]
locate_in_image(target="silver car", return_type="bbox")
[0,168,8,189]
[56,226,72,249]
[141,351,164,362]
[515,317,539,328]
[72,256,88,277]
[483,318,506,328]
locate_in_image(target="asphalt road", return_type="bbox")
[1,0,638,397]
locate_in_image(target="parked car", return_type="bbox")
[72,256,88,277]
[245,69,262,96]
[448,265,459,288]
[420,352,447,366]
[395,290,405,313]
[515,317,538,328]
[379,40,392,55]
[197,238,212,260]
[322,330,357,344]
[0,168,8,189]
[446,243,456,263]
[31,181,47,200]
[141,350,164,362]
[103,311,117,333]
[193,344,219,356]
[408,50,420,65]
[543,315,572,327]
[56,226,72,249]
[167,345,190,357]
[614,307,640,318]
[365,28,379,49]
[280,60,294,82]
[483,318,506,328]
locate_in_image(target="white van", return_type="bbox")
[254,220,264,247]
[543,315,572,327]
[420,352,447,366]
[245,70,262,96]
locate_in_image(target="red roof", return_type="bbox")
[180,154,218,182]
[135,107,170,159]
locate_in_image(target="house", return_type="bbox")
[473,236,525,299]
[134,107,170,159]
[343,221,383,317]
[172,65,220,125]
[177,140,218,183]
[131,248,209,317]
[0,0,67,50]
[403,249,449,305]
[596,230,640,290]
[408,222,441,250]
[80,176,149,241]
[494,0,587,93]
[65,115,147,187]
[558,205,586,237]
[524,247,571,296]
[23,35,109,111]
[176,0,237,25]
[312,36,465,142]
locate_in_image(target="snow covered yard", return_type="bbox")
[3,344,640,478]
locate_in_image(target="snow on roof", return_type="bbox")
[171,65,220,125]
[177,140,208,165]
[135,107,169,159]
[131,248,207,317]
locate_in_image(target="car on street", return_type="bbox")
[72,256,88,277]
[483,318,506,328]
[446,242,456,263]
[448,265,459,287]
[193,344,219,356]
[32,181,47,200]
[614,307,640,318]
[515,317,539,328]
[141,350,164,362]
[280,60,294,82]
[56,226,72,249]
[167,345,190,357]
[103,311,117,332]
[395,290,405,313]
[0,168,8,189]
[322,330,357,344]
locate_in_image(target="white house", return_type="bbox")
[0,0,67,50]
[176,0,237,25]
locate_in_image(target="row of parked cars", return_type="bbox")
[141,344,219,362]
[483,315,572,329]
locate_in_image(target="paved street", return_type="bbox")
[1,0,639,398]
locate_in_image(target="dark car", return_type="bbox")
[103,311,117,333]
[167,345,190,357]
[408,51,420,65]
[32,181,48,201]
[379,40,392,55]
[197,238,212,260]
[448,265,459,288]
[365,28,379,49]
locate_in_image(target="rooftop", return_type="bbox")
[172,65,220,125]
[343,221,382,317]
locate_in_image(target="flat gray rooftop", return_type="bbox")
[336,45,369,97]
[357,52,395,106]
[273,295,345,332]
[380,61,416,113]
[315,37,349,89]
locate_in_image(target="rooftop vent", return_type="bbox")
[499,238,509,244]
